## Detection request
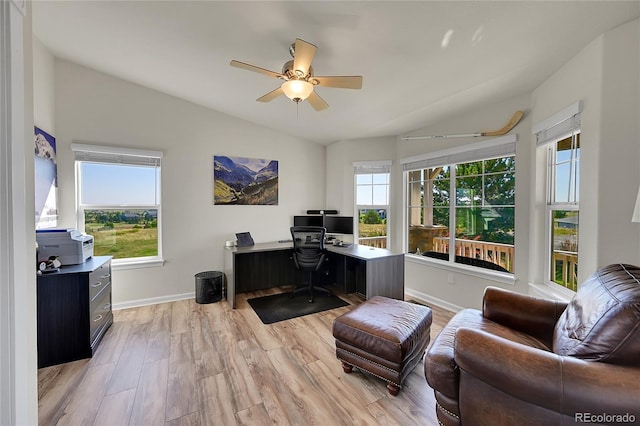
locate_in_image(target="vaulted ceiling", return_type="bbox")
[32,1,640,144]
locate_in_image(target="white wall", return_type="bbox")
[32,37,55,135]
[53,60,326,306]
[325,136,396,244]
[597,19,640,267]
[530,18,640,286]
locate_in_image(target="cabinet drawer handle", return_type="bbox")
[91,281,103,288]
[93,314,103,322]
[101,273,111,279]
[102,303,111,310]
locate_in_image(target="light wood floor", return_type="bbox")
[38,286,455,426]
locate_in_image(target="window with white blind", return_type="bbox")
[534,101,581,292]
[354,161,391,249]
[402,135,516,274]
[71,143,163,267]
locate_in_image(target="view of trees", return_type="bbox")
[430,157,515,244]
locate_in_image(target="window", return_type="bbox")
[354,161,391,248]
[403,136,516,273]
[71,143,163,266]
[535,102,581,291]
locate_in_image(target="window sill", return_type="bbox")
[527,282,574,302]
[406,253,516,286]
[112,257,165,271]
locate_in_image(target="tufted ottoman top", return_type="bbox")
[333,296,432,363]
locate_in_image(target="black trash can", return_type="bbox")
[195,271,223,304]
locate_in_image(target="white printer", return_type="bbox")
[36,229,94,265]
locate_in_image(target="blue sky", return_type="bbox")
[81,163,158,205]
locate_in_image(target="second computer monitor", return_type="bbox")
[323,216,354,235]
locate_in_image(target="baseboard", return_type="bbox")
[404,288,464,313]
[112,292,195,310]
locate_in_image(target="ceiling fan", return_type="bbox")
[230,38,363,111]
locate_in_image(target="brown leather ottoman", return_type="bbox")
[332,296,432,396]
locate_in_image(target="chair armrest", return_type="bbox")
[482,286,567,346]
[454,327,640,417]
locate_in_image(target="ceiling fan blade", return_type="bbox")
[256,87,284,103]
[313,75,363,89]
[230,60,284,79]
[307,91,329,111]
[292,38,317,77]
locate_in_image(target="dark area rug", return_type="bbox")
[247,292,350,325]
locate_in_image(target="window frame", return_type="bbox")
[72,143,164,269]
[543,132,580,293]
[353,161,391,248]
[533,101,582,295]
[401,135,517,283]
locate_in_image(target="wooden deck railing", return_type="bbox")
[433,237,514,272]
[551,250,578,291]
[358,236,387,249]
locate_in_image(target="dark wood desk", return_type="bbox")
[223,242,404,308]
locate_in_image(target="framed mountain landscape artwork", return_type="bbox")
[213,155,278,205]
[34,126,58,228]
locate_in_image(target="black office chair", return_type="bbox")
[290,226,330,303]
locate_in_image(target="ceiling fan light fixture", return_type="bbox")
[281,79,314,102]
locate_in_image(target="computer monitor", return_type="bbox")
[293,215,324,227]
[323,216,354,235]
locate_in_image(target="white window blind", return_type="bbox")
[353,160,392,174]
[401,134,516,171]
[71,143,162,167]
[533,101,583,146]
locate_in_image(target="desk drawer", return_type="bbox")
[90,285,112,342]
[89,261,111,302]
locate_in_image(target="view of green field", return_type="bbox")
[359,223,386,238]
[85,209,158,259]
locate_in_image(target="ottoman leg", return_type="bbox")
[341,361,353,373]
[387,382,399,396]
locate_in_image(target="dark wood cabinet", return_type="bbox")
[37,256,113,368]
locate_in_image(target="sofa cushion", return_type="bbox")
[553,264,640,365]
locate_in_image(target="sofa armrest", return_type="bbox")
[482,286,567,346]
[454,327,640,417]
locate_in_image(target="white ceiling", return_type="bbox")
[32,1,640,145]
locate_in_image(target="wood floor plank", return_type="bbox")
[190,315,223,379]
[266,347,349,425]
[238,338,309,426]
[197,373,238,426]
[93,388,136,426]
[165,411,200,426]
[38,360,90,426]
[129,358,169,426]
[170,300,191,335]
[165,331,198,421]
[39,287,453,426]
[236,404,272,426]
[133,304,155,325]
[144,308,171,363]
[89,310,134,367]
[304,359,381,424]
[105,322,150,395]
[55,363,113,426]
[215,325,262,411]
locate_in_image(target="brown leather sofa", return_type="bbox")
[425,263,640,426]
